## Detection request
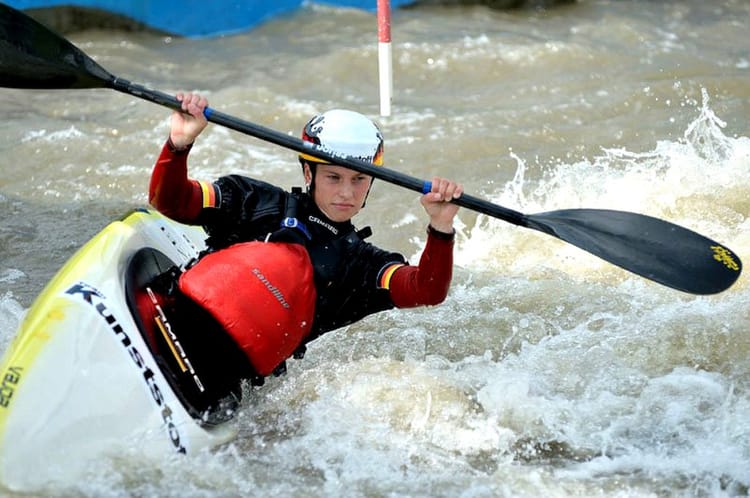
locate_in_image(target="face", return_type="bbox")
[304,163,373,222]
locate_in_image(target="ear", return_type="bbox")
[303,162,313,186]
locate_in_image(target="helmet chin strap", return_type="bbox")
[362,179,374,208]
[301,159,316,195]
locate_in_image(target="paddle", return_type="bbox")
[0,4,742,295]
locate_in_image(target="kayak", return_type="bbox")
[0,208,238,491]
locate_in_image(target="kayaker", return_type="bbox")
[147,92,462,416]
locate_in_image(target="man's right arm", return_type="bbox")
[149,139,219,224]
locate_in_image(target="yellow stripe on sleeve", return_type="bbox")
[378,263,405,289]
[198,180,217,208]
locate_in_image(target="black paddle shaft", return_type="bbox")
[111,77,527,220]
[0,3,743,294]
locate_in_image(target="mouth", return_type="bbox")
[332,203,354,210]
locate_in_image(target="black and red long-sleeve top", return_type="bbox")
[149,140,455,343]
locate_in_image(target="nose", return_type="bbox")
[338,180,355,199]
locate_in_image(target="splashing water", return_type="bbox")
[456,89,750,287]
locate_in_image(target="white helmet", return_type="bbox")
[299,109,384,166]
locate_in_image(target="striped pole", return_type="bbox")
[377,0,392,116]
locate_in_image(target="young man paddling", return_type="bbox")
[148,92,462,418]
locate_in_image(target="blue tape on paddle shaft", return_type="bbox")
[203,107,214,119]
[422,181,432,194]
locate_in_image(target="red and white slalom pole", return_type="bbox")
[377,0,392,116]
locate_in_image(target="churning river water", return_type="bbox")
[1,0,749,496]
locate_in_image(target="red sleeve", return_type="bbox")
[148,140,206,223]
[386,230,454,308]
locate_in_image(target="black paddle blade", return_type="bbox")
[525,208,742,295]
[0,3,112,89]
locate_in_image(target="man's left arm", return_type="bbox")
[379,226,455,308]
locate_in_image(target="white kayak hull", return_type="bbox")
[0,208,237,491]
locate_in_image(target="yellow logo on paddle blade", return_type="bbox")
[711,245,740,271]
